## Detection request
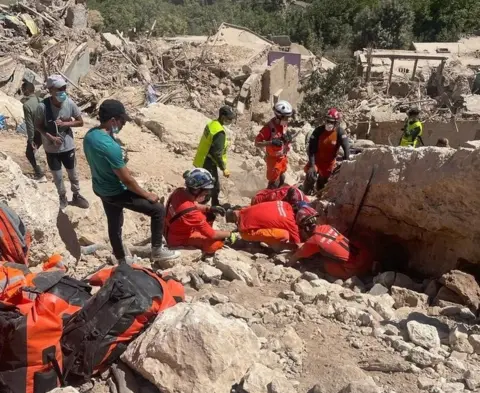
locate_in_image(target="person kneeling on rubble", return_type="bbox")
[286,205,374,280]
[225,200,300,252]
[303,108,350,195]
[251,185,309,210]
[165,168,236,256]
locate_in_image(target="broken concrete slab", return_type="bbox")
[65,4,88,29]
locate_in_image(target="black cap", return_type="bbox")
[99,99,132,123]
[219,105,235,119]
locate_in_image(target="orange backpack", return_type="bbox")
[61,263,184,383]
[0,202,31,266]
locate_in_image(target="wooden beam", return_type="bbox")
[365,48,373,82]
[387,58,395,95]
[369,52,449,61]
[411,58,419,80]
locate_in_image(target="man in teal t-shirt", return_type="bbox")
[83,99,179,264]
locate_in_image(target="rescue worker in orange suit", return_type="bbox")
[226,200,300,252]
[251,185,309,209]
[303,108,350,195]
[164,168,236,256]
[287,205,374,280]
[255,100,294,189]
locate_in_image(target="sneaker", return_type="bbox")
[35,175,47,183]
[151,246,180,262]
[59,194,68,210]
[117,256,140,265]
[72,193,90,209]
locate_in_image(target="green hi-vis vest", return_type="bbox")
[400,120,423,148]
[193,120,228,168]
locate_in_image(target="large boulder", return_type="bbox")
[0,153,72,265]
[122,303,261,393]
[439,270,480,311]
[137,103,215,151]
[324,147,480,275]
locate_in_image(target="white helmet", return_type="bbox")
[273,100,293,117]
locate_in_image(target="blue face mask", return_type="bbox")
[56,91,67,103]
[112,126,120,134]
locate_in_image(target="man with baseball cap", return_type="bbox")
[83,99,180,265]
[35,74,88,209]
[193,105,235,207]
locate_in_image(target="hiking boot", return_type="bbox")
[72,193,90,209]
[151,246,180,262]
[59,194,68,210]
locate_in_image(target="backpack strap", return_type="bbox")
[164,192,198,239]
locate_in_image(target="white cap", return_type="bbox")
[46,74,67,89]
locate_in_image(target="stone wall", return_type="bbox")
[353,120,480,148]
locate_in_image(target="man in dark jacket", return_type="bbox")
[22,81,46,181]
[303,108,349,195]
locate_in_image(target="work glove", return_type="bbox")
[223,169,231,178]
[226,232,238,246]
[210,206,226,217]
[271,138,283,147]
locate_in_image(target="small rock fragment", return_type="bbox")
[369,284,389,296]
[449,325,474,354]
[391,286,429,308]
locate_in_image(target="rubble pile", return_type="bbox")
[0,0,289,121]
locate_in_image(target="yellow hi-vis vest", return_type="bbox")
[400,120,423,148]
[193,120,228,168]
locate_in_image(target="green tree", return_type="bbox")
[353,0,414,50]
[299,60,357,120]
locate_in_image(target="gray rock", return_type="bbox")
[308,384,327,393]
[344,276,366,292]
[393,273,415,290]
[292,279,326,304]
[240,363,295,393]
[407,321,441,349]
[391,286,429,308]
[409,346,444,367]
[468,334,480,354]
[48,389,80,393]
[302,271,320,282]
[439,382,465,393]
[369,284,389,296]
[214,303,253,321]
[278,290,297,301]
[464,369,480,390]
[417,376,437,390]
[339,381,381,393]
[439,306,476,320]
[373,271,396,288]
[197,263,223,282]
[425,280,440,299]
[214,249,254,285]
[444,357,466,372]
[384,324,400,336]
[449,325,474,354]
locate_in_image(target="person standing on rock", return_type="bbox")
[287,205,374,280]
[164,168,236,256]
[34,75,89,209]
[255,100,294,189]
[193,106,235,207]
[303,108,350,195]
[399,107,424,148]
[225,200,300,252]
[83,99,180,265]
[21,81,46,182]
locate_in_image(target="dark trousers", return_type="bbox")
[99,190,166,260]
[203,158,221,206]
[25,131,43,174]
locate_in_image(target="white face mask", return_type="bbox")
[325,123,334,131]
